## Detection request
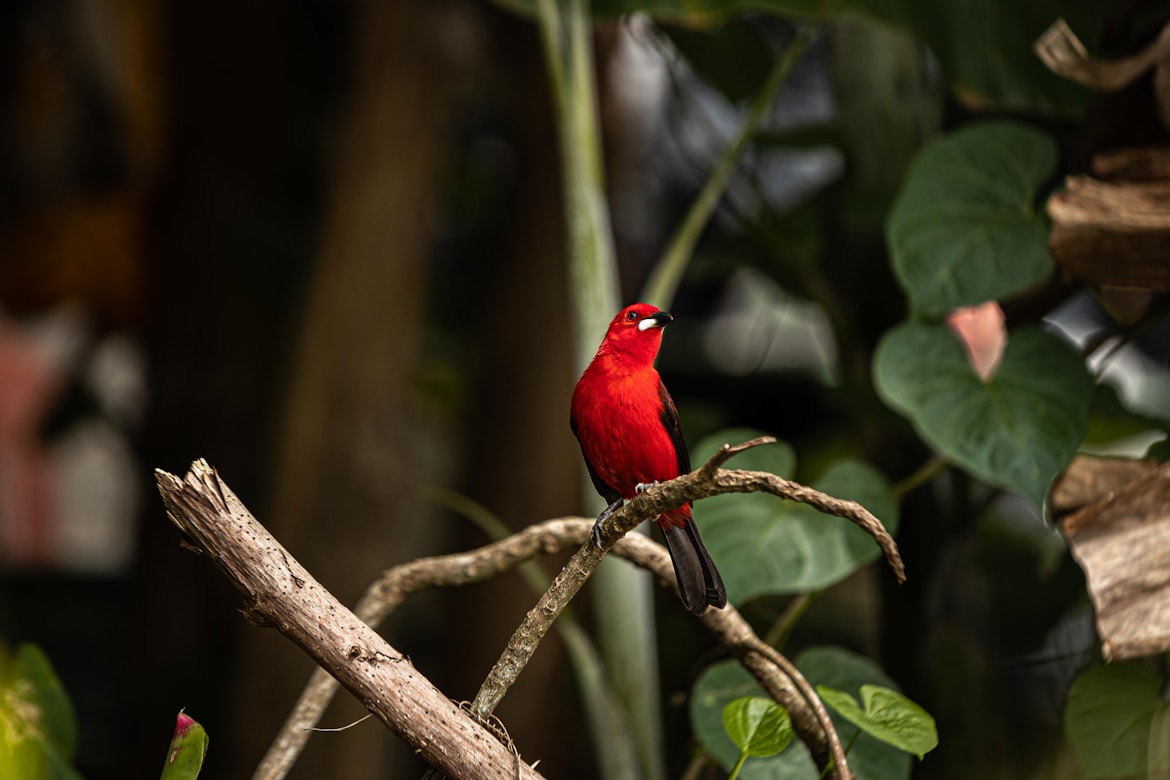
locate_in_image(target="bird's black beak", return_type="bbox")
[638,310,673,331]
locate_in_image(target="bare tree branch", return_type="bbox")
[155,461,544,780]
[160,440,901,780]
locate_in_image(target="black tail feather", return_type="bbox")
[661,521,727,615]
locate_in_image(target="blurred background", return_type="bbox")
[1,0,1167,778]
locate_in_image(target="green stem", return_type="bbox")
[536,0,620,358]
[764,591,820,649]
[642,26,818,309]
[532,3,663,780]
[892,455,947,498]
[728,751,749,780]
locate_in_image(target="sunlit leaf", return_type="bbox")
[723,696,792,757]
[874,323,1092,507]
[691,647,913,780]
[817,685,938,759]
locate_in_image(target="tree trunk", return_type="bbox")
[234,2,456,776]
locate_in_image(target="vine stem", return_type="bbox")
[642,25,819,308]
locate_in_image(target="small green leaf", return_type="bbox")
[817,685,938,759]
[887,121,1056,317]
[694,430,898,602]
[160,711,209,780]
[874,323,1092,507]
[723,697,792,757]
[1065,663,1170,778]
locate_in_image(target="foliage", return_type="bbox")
[722,696,793,779]
[875,323,1092,507]
[695,429,899,601]
[693,648,916,779]
[1065,662,1170,778]
[494,0,1095,113]
[0,643,81,780]
[886,122,1056,318]
[816,685,938,760]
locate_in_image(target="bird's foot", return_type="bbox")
[634,481,660,495]
[590,497,624,550]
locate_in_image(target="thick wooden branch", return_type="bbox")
[155,461,544,780]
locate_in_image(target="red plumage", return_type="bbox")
[571,303,727,615]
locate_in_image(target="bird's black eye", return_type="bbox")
[626,310,638,321]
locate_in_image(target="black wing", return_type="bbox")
[658,380,690,476]
[571,414,623,505]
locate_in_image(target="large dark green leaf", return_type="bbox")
[874,323,1092,507]
[691,647,913,780]
[1065,663,1170,778]
[694,430,898,603]
[886,121,1056,317]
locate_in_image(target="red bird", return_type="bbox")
[571,303,727,614]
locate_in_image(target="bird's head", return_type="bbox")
[599,303,673,363]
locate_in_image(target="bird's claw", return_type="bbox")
[635,481,660,495]
[589,520,605,550]
[590,497,624,550]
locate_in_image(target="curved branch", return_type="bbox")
[474,438,901,714]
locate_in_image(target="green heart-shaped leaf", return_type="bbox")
[723,696,792,757]
[886,121,1056,317]
[694,430,898,603]
[817,685,938,759]
[874,323,1091,507]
